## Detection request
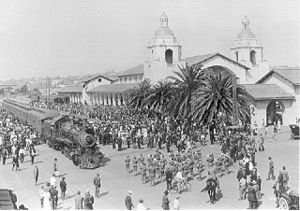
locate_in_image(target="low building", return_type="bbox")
[246,67,300,126]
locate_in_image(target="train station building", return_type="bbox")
[58,13,300,126]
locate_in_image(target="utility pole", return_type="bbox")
[233,77,237,125]
[47,77,51,109]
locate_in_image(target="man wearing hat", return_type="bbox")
[247,182,257,209]
[257,174,262,199]
[136,199,147,210]
[93,173,101,198]
[165,166,173,190]
[75,191,83,209]
[83,189,94,210]
[239,175,247,200]
[162,190,170,210]
[125,190,134,210]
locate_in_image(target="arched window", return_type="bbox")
[165,49,173,64]
[250,50,256,65]
[235,51,239,62]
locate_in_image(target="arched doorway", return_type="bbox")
[266,100,284,125]
[205,65,236,78]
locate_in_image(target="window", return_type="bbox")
[250,50,256,65]
[165,49,173,64]
[124,77,127,82]
[134,75,137,81]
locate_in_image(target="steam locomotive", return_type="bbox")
[43,115,104,168]
[1,99,104,169]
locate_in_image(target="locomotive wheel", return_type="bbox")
[72,154,80,166]
[279,197,289,209]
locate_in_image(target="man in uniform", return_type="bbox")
[132,156,138,176]
[138,154,145,173]
[159,160,165,182]
[125,155,131,173]
[149,164,155,186]
[141,162,147,184]
[165,166,173,190]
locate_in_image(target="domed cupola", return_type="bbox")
[237,16,256,39]
[154,12,175,38]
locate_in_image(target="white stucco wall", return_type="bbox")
[144,61,179,84]
[251,99,297,126]
[83,76,112,105]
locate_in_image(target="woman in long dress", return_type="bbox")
[43,191,51,210]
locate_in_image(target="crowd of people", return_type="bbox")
[1,101,294,209]
[0,110,39,168]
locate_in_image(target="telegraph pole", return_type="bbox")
[47,77,51,109]
[233,77,237,125]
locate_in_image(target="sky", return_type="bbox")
[0,0,299,81]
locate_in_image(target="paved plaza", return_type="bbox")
[0,127,299,209]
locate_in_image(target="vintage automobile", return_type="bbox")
[273,183,299,210]
[279,189,299,210]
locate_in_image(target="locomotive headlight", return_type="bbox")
[85,135,94,146]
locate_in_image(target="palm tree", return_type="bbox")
[191,71,254,124]
[167,63,205,120]
[125,80,151,112]
[145,79,175,116]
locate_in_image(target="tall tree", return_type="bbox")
[191,71,253,124]
[167,63,205,120]
[145,79,175,116]
[125,80,151,112]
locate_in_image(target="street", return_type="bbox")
[0,126,299,209]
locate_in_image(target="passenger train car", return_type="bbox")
[1,99,104,168]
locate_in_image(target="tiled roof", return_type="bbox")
[118,65,144,77]
[83,73,118,83]
[257,67,300,85]
[242,84,295,100]
[87,83,138,93]
[57,86,82,93]
[184,53,215,66]
[272,67,300,85]
[184,52,250,70]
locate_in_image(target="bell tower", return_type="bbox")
[231,16,264,67]
[144,13,182,83]
[231,16,269,83]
